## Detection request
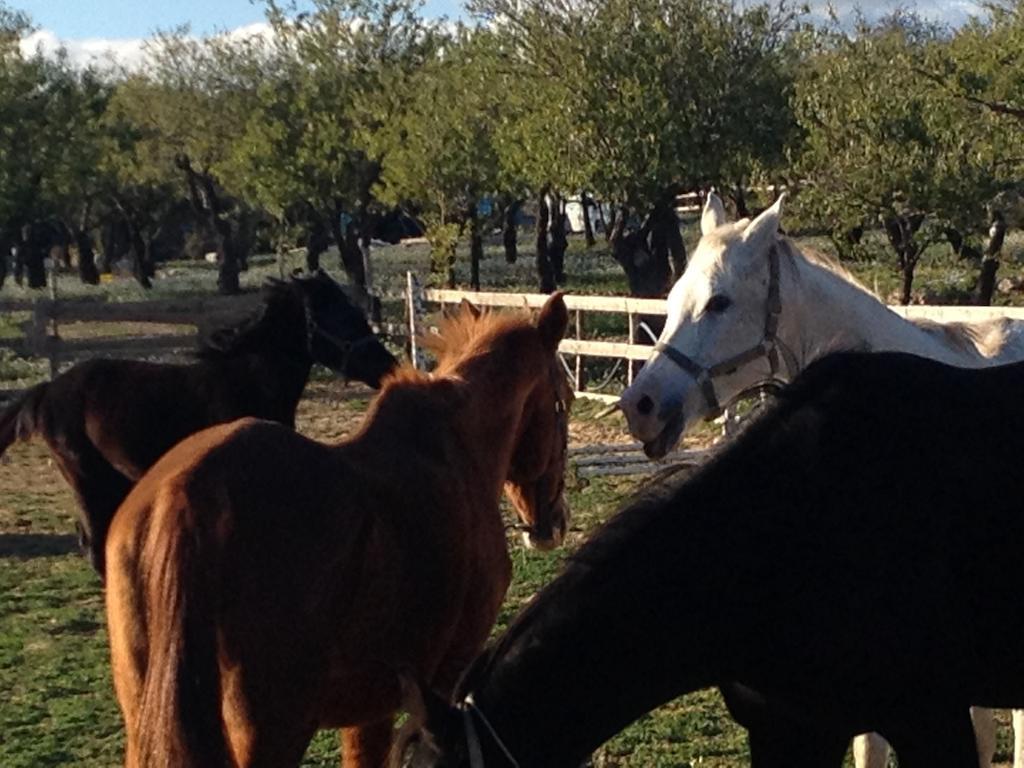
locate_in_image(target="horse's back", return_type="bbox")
[753,353,1024,683]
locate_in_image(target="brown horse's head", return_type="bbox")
[423,293,572,550]
[503,295,573,550]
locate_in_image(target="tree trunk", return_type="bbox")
[331,208,368,291]
[469,204,483,291]
[306,215,329,273]
[731,185,750,218]
[549,191,568,284]
[73,227,99,285]
[177,153,239,294]
[581,191,596,247]
[977,212,1007,306]
[535,189,556,293]
[502,199,520,264]
[23,222,47,289]
[899,258,916,306]
[0,229,10,290]
[884,215,923,306]
[126,219,152,290]
[652,198,686,282]
[610,205,672,298]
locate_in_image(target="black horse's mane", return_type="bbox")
[196,280,305,360]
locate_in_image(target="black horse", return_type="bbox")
[0,270,397,576]
[399,350,1024,768]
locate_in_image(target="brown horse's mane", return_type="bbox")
[196,280,305,360]
[382,308,535,385]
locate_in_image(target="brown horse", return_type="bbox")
[0,270,397,576]
[104,293,572,768]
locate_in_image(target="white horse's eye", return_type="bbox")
[705,294,732,314]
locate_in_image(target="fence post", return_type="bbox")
[574,309,584,392]
[406,271,427,370]
[46,259,59,378]
[627,309,635,386]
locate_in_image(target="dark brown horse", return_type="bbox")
[104,293,572,768]
[0,270,397,575]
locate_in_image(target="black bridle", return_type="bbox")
[653,244,799,418]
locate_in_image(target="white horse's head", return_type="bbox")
[620,192,787,458]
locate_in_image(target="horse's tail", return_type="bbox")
[132,497,229,768]
[0,381,48,458]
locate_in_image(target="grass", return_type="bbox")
[2,228,1023,766]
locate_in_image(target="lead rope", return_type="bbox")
[460,695,521,768]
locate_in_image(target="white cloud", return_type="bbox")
[18,22,277,72]
[805,0,986,29]
[19,28,149,71]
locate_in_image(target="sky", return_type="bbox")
[15,0,985,69]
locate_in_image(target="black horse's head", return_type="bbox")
[290,269,398,388]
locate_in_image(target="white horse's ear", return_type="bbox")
[701,192,728,236]
[742,193,785,252]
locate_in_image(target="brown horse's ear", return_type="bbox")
[459,298,482,320]
[537,292,568,353]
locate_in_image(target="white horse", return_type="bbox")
[618,192,1024,768]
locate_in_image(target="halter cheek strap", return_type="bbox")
[654,244,799,418]
[459,695,521,768]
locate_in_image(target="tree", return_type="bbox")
[792,13,1009,304]
[106,26,268,293]
[377,27,503,289]
[918,2,1024,302]
[226,0,433,306]
[473,0,803,296]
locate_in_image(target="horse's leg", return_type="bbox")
[75,462,134,577]
[747,722,848,768]
[884,709,979,768]
[970,707,996,768]
[340,715,394,768]
[853,732,890,768]
[41,424,134,577]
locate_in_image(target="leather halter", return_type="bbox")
[653,244,799,417]
[506,364,571,542]
[460,695,520,768]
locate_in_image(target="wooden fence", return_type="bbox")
[407,275,1024,402]
[0,293,260,381]
[405,277,1024,478]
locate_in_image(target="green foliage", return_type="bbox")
[377,27,501,223]
[228,0,434,225]
[790,12,1014,299]
[471,0,804,212]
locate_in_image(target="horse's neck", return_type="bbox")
[787,258,979,368]
[221,344,311,421]
[357,370,527,502]
[472,490,729,766]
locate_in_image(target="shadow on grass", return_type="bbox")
[0,533,80,559]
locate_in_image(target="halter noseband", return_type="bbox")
[653,244,799,417]
[460,695,520,768]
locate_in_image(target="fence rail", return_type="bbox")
[415,281,1024,400]
[1,293,260,379]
